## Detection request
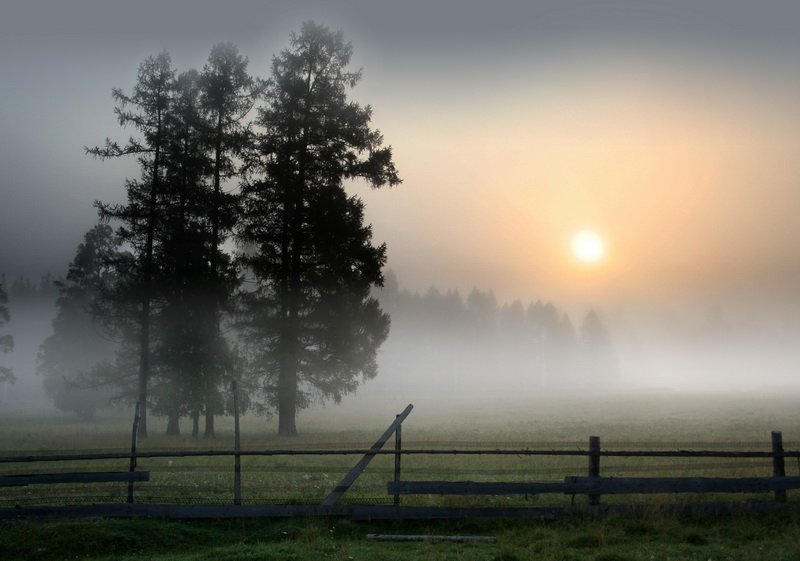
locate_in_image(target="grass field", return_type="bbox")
[2,392,800,559]
[3,514,800,560]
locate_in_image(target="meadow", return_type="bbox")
[2,392,800,560]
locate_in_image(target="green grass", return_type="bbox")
[2,514,800,560]
[3,393,798,509]
[2,392,800,559]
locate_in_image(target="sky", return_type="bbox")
[2,0,800,343]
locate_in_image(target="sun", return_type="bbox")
[571,230,605,264]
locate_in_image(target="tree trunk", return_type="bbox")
[137,300,150,439]
[166,412,180,436]
[204,411,215,438]
[277,327,298,436]
[201,110,224,442]
[192,411,199,438]
[136,95,163,440]
[278,263,299,437]
[277,369,297,436]
[276,85,308,439]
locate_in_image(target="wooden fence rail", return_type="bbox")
[0,472,150,487]
[1,402,799,519]
[387,477,800,496]
[4,448,800,464]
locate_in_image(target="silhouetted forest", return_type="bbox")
[0,268,621,413]
[3,22,399,437]
[370,272,618,397]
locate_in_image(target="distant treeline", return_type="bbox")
[371,272,618,397]
[0,264,618,415]
[3,274,58,305]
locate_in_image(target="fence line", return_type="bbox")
[2,402,799,519]
[4,448,800,464]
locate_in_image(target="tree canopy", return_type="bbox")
[84,22,398,436]
[238,22,400,435]
[38,224,117,419]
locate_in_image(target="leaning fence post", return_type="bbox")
[588,435,600,506]
[233,380,242,506]
[127,402,141,504]
[771,430,786,503]
[393,414,402,507]
[322,404,414,507]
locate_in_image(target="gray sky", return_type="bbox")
[2,0,800,318]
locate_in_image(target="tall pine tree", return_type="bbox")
[239,22,400,435]
[88,51,176,437]
[154,68,214,436]
[195,43,259,437]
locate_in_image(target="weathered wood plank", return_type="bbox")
[393,416,402,506]
[321,404,413,506]
[388,481,570,495]
[389,476,800,496]
[772,431,787,502]
[0,503,566,520]
[366,534,496,543]
[565,476,800,494]
[0,471,150,487]
[588,436,601,506]
[3,448,800,464]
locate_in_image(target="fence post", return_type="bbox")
[588,435,600,506]
[393,414,402,507]
[322,404,414,507]
[771,431,786,503]
[233,380,242,506]
[127,402,141,504]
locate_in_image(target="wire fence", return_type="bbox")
[2,400,799,514]
[2,439,798,509]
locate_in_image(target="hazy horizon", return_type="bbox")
[3,0,800,405]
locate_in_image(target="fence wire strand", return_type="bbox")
[2,439,796,509]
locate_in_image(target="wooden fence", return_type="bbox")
[2,399,800,519]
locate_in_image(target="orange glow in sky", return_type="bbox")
[352,52,800,313]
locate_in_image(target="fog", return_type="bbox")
[3,0,800,416]
[4,267,800,414]
[0,277,57,408]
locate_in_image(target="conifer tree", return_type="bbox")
[240,22,400,435]
[154,68,213,436]
[195,43,259,437]
[0,279,13,385]
[88,51,176,437]
[38,225,117,419]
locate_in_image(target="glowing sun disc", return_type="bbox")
[571,230,605,264]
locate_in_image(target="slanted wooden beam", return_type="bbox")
[321,404,413,506]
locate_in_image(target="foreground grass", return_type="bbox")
[3,393,800,559]
[2,514,800,561]
[2,393,799,508]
